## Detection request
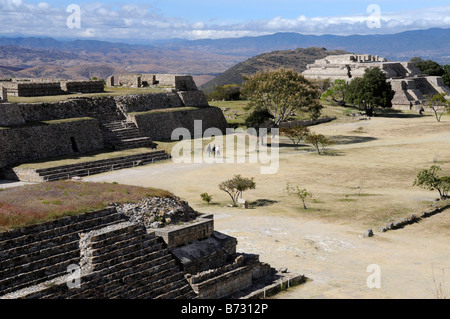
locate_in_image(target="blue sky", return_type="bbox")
[1,0,450,42]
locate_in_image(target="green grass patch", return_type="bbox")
[0,117,95,130]
[7,87,168,104]
[129,106,201,117]
[0,181,174,231]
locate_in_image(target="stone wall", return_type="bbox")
[129,107,228,141]
[0,118,105,168]
[1,82,63,97]
[0,80,104,97]
[114,74,196,89]
[114,92,184,114]
[155,216,214,249]
[61,81,105,94]
[0,87,7,102]
[0,87,228,170]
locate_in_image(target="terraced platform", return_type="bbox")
[2,149,171,182]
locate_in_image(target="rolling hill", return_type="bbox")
[200,47,349,92]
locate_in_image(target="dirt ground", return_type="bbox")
[78,113,450,299]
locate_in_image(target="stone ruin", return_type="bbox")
[302,54,450,109]
[0,196,305,299]
[0,75,227,182]
[0,87,6,103]
[107,73,198,91]
[0,78,105,97]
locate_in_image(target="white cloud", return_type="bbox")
[0,2,449,41]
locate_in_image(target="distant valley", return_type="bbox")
[0,28,449,87]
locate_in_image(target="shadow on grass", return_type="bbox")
[249,199,280,208]
[332,135,377,145]
[374,109,433,119]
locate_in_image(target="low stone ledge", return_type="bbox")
[155,217,214,249]
[239,273,307,299]
[378,201,450,233]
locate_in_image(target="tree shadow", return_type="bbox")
[374,109,433,119]
[332,135,377,145]
[249,199,280,208]
[321,150,345,157]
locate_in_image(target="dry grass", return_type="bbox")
[118,103,450,231]
[0,181,173,231]
[14,147,160,170]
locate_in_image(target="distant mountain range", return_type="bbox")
[0,28,448,85]
[161,28,450,63]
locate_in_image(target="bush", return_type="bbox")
[200,193,213,204]
[208,84,242,101]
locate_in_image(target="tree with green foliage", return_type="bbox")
[311,78,333,94]
[410,57,444,76]
[208,84,242,101]
[346,68,395,117]
[442,65,450,88]
[242,68,322,126]
[305,132,334,155]
[321,79,349,106]
[219,175,256,207]
[425,93,450,122]
[280,124,310,150]
[286,183,313,209]
[414,165,449,200]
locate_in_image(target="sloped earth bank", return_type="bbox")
[81,114,450,299]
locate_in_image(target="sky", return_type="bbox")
[1,0,450,43]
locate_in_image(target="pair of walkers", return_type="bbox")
[207,144,220,158]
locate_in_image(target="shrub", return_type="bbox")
[200,193,213,204]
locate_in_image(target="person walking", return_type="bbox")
[216,145,221,157]
[212,145,216,157]
[207,144,211,157]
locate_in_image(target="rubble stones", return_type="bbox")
[114,196,199,229]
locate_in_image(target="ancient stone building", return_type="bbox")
[108,73,196,90]
[0,197,304,299]
[302,54,450,109]
[0,76,227,181]
[0,79,104,97]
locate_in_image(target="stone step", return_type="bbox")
[40,157,168,181]
[0,240,79,271]
[0,248,80,281]
[0,208,117,242]
[35,151,167,175]
[92,243,166,273]
[0,210,126,253]
[0,214,126,264]
[108,267,181,299]
[154,280,196,299]
[88,223,144,243]
[19,252,174,299]
[133,272,187,299]
[65,255,176,299]
[90,235,162,265]
[0,256,80,296]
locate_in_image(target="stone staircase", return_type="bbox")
[30,150,170,182]
[0,208,128,297]
[1,222,196,299]
[101,120,155,151]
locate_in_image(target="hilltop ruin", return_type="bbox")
[302,54,450,109]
